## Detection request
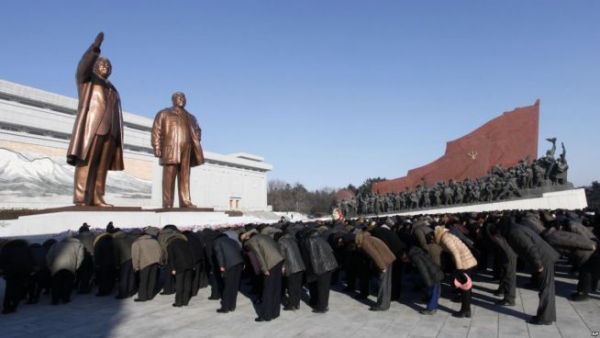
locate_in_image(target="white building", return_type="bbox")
[0,79,273,211]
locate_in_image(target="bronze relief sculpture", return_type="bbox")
[151,92,205,208]
[67,32,124,207]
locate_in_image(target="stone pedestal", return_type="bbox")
[0,208,230,238]
[388,188,588,217]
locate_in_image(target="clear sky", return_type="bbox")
[1,1,599,190]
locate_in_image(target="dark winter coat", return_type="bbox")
[541,228,595,267]
[223,230,242,248]
[166,237,195,273]
[408,246,444,288]
[484,223,517,263]
[277,233,306,276]
[567,221,597,241]
[0,239,34,278]
[29,244,49,271]
[213,234,244,270]
[413,223,433,251]
[300,230,338,279]
[113,231,134,265]
[197,230,214,270]
[505,222,560,270]
[94,232,116,268]
[184,232,205,264]
[371,226,407,257]
[520,213,545,235]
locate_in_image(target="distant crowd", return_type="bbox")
[0,208,598,325]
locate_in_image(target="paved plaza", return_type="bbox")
[2,262,599,338]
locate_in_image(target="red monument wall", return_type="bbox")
[372,101,540,194]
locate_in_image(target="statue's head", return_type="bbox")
[95,57,112,79]
[172,92,186,108]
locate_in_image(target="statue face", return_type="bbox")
[96,58,112,79]
[172,93,186,108]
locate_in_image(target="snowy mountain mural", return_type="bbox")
[0,148,151,208]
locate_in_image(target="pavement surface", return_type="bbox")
[1,261,599,338]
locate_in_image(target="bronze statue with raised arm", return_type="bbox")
[67,32,124,207]
[151,92,205,208]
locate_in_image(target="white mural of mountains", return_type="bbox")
[0,148,151,199]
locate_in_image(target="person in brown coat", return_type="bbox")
[132,227,164,301]
[434,226,477,318]
[356,231,396,311]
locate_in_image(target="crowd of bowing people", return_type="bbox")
[0,208,598,325]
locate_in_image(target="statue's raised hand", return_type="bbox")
[93,32,104,50]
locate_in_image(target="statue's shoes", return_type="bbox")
[181,204,197,208]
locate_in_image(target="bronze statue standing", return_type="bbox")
[151,92,204,208]
[67,32,124,207]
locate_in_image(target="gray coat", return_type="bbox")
[46,237,85,276]
[132,234,164,270]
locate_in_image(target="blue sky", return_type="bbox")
[1,1,599,190]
